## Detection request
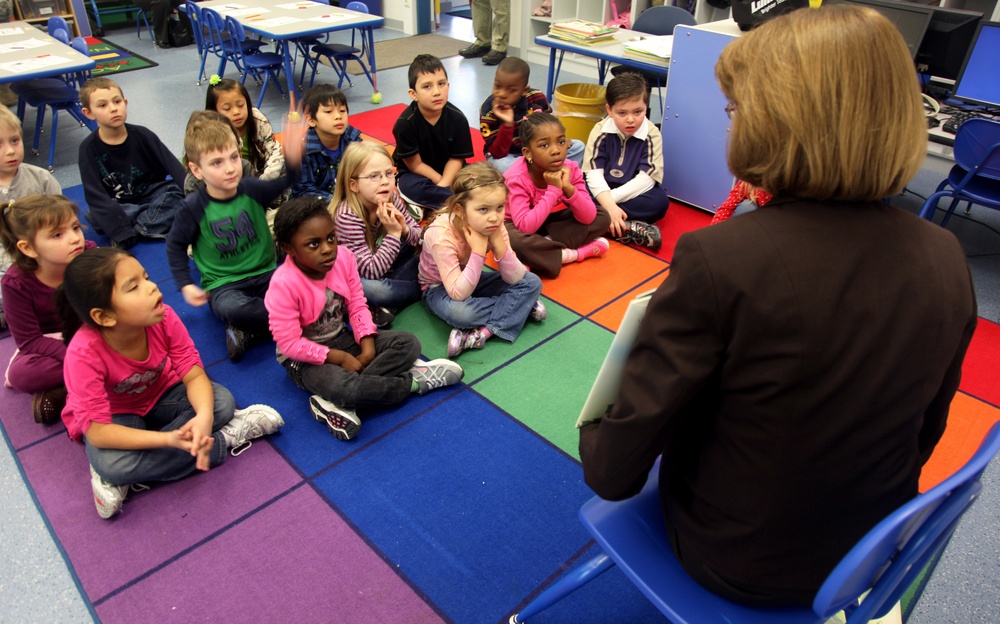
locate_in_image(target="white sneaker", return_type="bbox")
[90,465,128,520]
[410,358,464,394]
[309,395,361,441]
[220,404,285,456]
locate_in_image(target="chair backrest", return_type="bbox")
[185,0,206,51]
[47,15,70,37]
[200,8,229,57]
[346,1,369,12]
[631,5,697,36]
[812,421,1000,622]
[51,28,70,44]
[954,118,1000,182]
[69,36,92,85]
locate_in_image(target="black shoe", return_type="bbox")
[459,43,490,58]
[225,324,251,362]
[619,220,663,252]
[482,49,507,65]
[111,235,139,251]
[370,306,395,329]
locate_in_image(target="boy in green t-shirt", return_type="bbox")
[166,113,305,361]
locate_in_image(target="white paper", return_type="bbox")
[0,54,70,74]
[309,14,351,24]
[252,16,301,27]
[0,38,55,55]
[0,27,26,37]
[276,1,317,8]
[221,7,270,16]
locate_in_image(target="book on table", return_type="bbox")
[622,35,674,61]
[576,289,655,428]
[549,19,619,45]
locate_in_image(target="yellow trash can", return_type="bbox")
[552,83,607,143]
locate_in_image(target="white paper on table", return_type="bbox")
[309,14,350,24]
[0,54,70,74]
[0,38,55,54]
[220,7,270,16]
[0,27,26,37]
[213,3,247,11]
[251,16,301,26]
[276,1,316,9]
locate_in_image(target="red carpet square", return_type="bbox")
[960,319,1000,407]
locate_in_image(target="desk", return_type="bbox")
[0,22,95,84]
[197,0,384,100]
[535,29,670,102]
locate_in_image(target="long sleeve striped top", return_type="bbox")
[332,192,422,280]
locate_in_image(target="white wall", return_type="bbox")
[382,0,419,34]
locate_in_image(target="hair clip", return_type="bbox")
[209,74,222,86]
[467,173,478,180]
[3,199,12,216]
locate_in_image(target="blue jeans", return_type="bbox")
[208,269,274,333]
[487,139,585,174]
[422,270,542,343]
[120,180,185,239]
[282,330,421,410]
[361,248,421,310]
[618,183,669,223]
[86,381,235,486]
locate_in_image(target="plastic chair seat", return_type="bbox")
[942,163,1000,207]
[920,118,1000,225]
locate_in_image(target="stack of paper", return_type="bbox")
[549,20,618,45]
[622,35,673,62]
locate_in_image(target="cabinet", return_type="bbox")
[13,0,87,36]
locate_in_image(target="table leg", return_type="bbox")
[546,47,557,100]
[598,59,608,85]
[280,41,299,100]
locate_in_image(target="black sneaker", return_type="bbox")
[309,395,361,440]
[620,220,662,252]
[459,43,490,58]
[482,49,507,65]
[111,235,139,251]
[370,306,395,329]
[225,325,251,362]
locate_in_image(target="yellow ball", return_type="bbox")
[288,111,301,123]
[372,92,382,105]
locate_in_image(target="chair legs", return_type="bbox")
[507,553,615,623]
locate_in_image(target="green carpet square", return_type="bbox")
[474,320,614,458]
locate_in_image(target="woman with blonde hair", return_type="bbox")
[580,4,977,607]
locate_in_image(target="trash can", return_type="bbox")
[552,83,607,143]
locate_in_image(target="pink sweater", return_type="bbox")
[264,247,378,365]
[503,158,597,234]
[418,213,526,300]
[61,305,202,442]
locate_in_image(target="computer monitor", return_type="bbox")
[840,0,933,58]
[912,3,983,80]
[952,21,1000,108]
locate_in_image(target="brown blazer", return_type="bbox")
[580,197,978,606]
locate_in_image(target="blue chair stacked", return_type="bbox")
[919,118,1000,226]
[85,0,153,41]
[305,1,374,90]
[201,8,267,81]
[221,15,285,107]
[508,422,1000,623]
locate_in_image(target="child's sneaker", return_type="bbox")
[309,395,361,441]
[32,386,68,425]
[220,404,285,456]
[410,358,464,394]
[90,465,128,520]
[447,327,489,358]
[619,221,662,252]
[577,237,610,262]
[370,306,395,329]
[529,299,547,322]
[225,325,251,362]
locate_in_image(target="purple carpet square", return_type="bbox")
[95,486,445,623]
[19,434,302,600]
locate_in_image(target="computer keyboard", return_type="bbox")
[942,110,982,134]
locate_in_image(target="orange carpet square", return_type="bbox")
[920,392,1000,491]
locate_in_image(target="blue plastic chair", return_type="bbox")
[508,422,1000,624]
[291,0,331,89]
[222,15,285,108]
[134,7,155,43]
[306,1,374,90]
[919,118,1000,227]
[51,27,70,45]
[47,15,70,37]
[201,8,266,79]
[185,0,210,84]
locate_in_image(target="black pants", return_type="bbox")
[134,0,183,46]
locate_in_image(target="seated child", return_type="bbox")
[206,77,285,183]
[58,247,284,519]
[583,72,668,251]
[479,56,584,173]
[393,54,474,211]
[166,113,306,362]
[332,142,422,327]
[291,84,363,203]
[181,111,254,196]
[419,162,545,358]
[504,113,611,279]
[0,106,61,330]
[78,77,186,250]
[1,195,94,424]
[265,196,464,441]
[711,180,772,225]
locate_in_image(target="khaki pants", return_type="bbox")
[471,0,509,52]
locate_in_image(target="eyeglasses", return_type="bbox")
[725,103,737,119]
[353,171,396,183]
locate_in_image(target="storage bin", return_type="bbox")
[552,83,606,143]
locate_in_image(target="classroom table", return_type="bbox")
[534,28,671,102]
[0,21,96,84]
[197,0,384,100]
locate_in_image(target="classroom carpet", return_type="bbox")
[1,107,998,623]
[86,37,158,77]
[343,34,469,75]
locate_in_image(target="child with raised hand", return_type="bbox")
[166,108,306,362]
[181,111,254,197]
[332,142,422,327]
[419,162,544,358]
[57,247,284,520]
[503,112,611,279]
[206,76,285,183]
[583,72,668,251]
[265,196,464,442]
[291,84,363,203]
[0,195,94,424]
